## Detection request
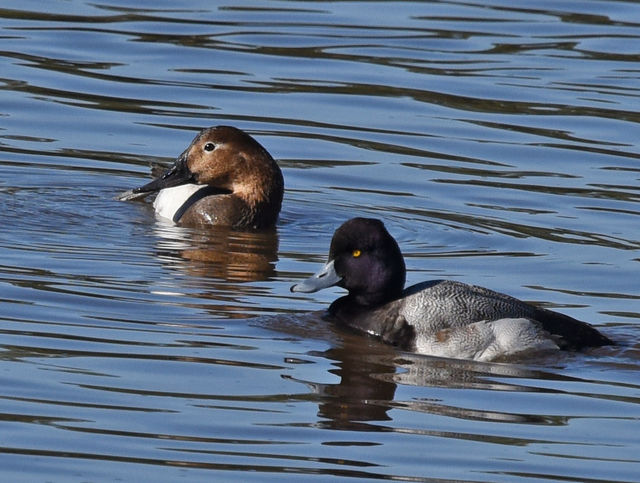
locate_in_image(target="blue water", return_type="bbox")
[1,1,639,481]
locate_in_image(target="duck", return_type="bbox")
[118,126,284,229]
[291,217,613,361]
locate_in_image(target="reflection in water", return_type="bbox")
[282,325,626,431]
[288,340,399,428]
[152,220,279,283]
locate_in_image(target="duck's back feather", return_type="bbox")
[329,280,611,360]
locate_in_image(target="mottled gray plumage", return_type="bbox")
[292,218,613,361]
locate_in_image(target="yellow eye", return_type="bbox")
[352,249,361,258]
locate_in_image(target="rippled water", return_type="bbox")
[1,1,639,481]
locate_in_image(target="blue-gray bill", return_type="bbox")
[290,260,342,293]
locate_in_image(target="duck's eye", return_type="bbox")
[204,142,216,152]
[352,249,361,258]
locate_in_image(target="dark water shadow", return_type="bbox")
[265,312,638,431]
[150,220,280,283]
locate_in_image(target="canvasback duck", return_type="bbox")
[291,217,613,361]
[118,126,284,229]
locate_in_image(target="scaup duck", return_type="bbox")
[291,217,612,361]
[118,126,283,229]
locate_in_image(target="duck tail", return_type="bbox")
[534,308,614,350]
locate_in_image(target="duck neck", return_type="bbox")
[331,286,403,313]
[232,170,283,229]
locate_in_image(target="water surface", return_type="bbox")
[1,1,639,481]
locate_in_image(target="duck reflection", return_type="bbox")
[283,322,568,429]
[152,220,279,282]
[307,336,399,428]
